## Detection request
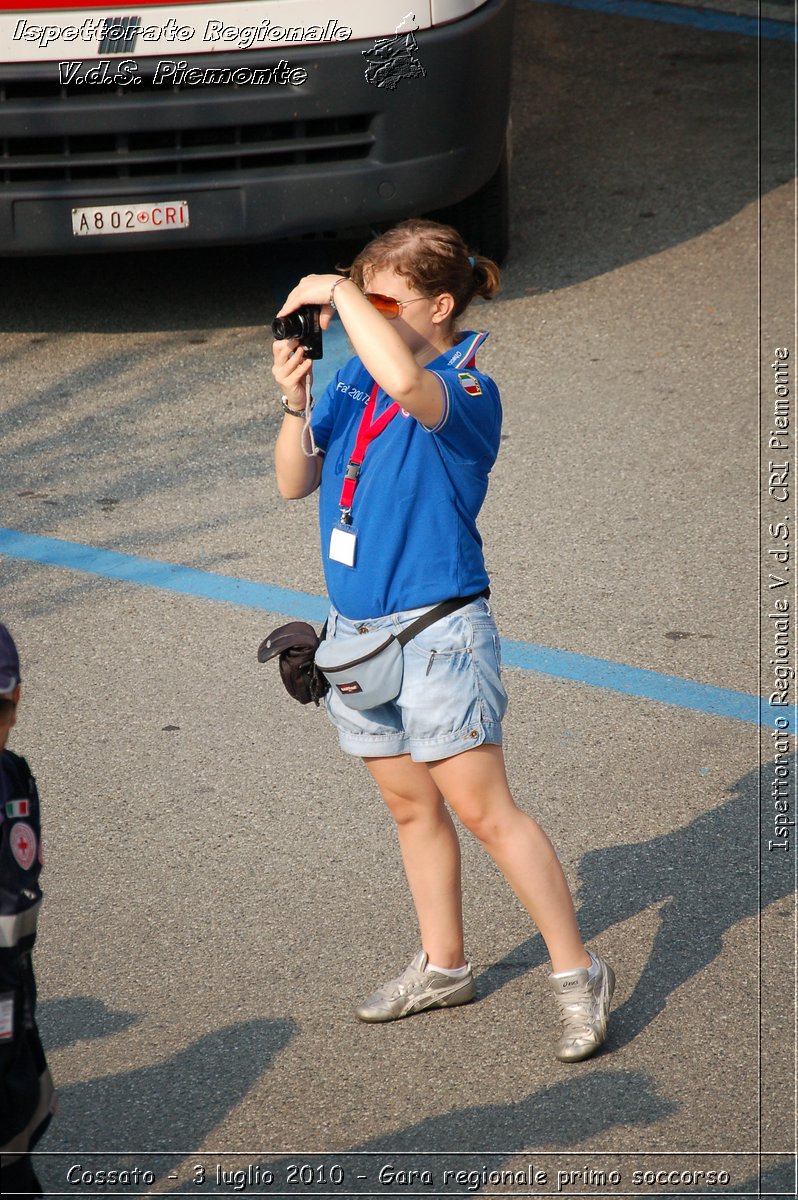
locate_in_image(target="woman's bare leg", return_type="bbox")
[364,754,467,968]
[427,744,590,973]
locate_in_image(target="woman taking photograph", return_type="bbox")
[271,219,613,1062]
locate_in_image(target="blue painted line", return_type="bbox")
[1,528,783,729]
[530,0,796,42]
[501,637,764,726]
[0,528,329,624]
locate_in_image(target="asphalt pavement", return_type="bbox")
[0,2,795,1197]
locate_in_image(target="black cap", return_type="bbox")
[258,622,320,663]
[0,623,20,694]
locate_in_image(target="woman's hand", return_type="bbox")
[275,273,345,329]
[275,270,446,427]
[271,338,313,410]
[272,273,353,407]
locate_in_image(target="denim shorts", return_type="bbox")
[323,596,508,762]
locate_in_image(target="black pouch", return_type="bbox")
[257,621,329,706]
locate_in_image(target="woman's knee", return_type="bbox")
[427,745,523,845]
[365,755,443,826]
[454,801,509,846]
[381,786,445,827]
[447,780,527,847]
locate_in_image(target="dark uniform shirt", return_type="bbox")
[0,749,54,1182]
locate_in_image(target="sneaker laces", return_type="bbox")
[387,962,428,998]
[555,981,594,1035]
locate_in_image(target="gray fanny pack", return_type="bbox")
[314,590,487,711]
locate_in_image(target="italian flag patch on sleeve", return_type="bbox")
[457,372,482,396]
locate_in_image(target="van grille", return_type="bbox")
[0,78,375,185]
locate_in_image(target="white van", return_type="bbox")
[0,1,514,258]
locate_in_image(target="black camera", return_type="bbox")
[271,304,323,359]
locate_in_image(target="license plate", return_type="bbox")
[72,200,190,237]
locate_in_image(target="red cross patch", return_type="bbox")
[10,822,37,872]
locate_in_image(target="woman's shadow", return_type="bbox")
[478,753,794,1050]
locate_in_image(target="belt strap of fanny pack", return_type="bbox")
[395,588,490,647]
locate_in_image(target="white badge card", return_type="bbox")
[329,524,358,567]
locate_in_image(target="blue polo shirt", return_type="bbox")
[310,331,501,619]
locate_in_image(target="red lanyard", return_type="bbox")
[338,382,400,523]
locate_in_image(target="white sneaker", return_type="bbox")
[549,951,615,1062]
[356,951,476,1022]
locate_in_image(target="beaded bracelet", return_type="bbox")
[281,396,308,418]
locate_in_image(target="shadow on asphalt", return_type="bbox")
[476,754,794,1052]
[39,1017,296,1166]
[33,757,792,1193]
[0,7,792,332]
[139,1068,676,1195]
[34,1049,793,1198]
[37,996,141,1051]
[353,1068,675,1150]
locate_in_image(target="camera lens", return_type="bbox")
[272,313,304,341]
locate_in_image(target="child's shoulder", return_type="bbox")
[1,747,34,790]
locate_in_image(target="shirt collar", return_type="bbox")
[430,330,490,371]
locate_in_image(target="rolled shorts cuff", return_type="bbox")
[333,725,407,759]
[407,716,504,763]
[333,714,503,762]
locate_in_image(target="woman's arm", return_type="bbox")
[275,275,448,428]
[271,339,323,499]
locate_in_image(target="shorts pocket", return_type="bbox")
[405,613,473,663]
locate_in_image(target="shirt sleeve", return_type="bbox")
[424,368,502,466]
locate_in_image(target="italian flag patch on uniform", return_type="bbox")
[457,372,482,396]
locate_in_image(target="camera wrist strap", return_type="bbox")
[300,374,319,458]
[338,382,400,524]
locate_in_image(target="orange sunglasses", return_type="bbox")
[364,293,428,319]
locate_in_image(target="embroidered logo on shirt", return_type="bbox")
[335,382,370,405]
[10,822,37,871]
[457,372,482,396]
